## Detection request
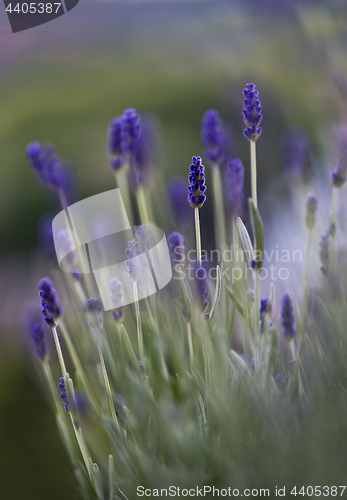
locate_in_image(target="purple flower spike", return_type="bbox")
[242,83,262,141]
[281,293,296,341]
[38,278,63,328]
[187,156,207,209]
[108,117,125,171]
[27,142,65,190]
[30,323,47,361]
[331,158,347,188]
[227,158,244,215]
[125,239,142,282]
[121,108,141,155]
[58,377,69,412]
[130,115,158,188]
[201,110,225,166]
[167,232,185,265]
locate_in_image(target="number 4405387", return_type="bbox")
[5,3,62,14]
[291,486,346,496]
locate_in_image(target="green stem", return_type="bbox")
[59,320,99,415]
[187,321,194,371]
[97,342,124,443]
[136,186,151,225]
[250,140,258,208]
[195,208,202,267]
[52,325,67,377]
[43,362,92,480]
[329,186,338,271]
[211,164,227,249]
[114,169,134,226]
[133,280,144,362]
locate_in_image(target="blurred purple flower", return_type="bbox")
[281,128,311,181]
[201,110,225,166]
[226,158,244,216]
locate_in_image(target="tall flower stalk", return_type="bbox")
[188,156,206,267]
[202,110,227,249]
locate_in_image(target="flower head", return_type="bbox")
[87,298,103,339]
[187,156,207,209]
[121,108,141,154]
[201,110,224,166]
[227,158,244,215]
[30,323,47,361]
[108,117,125,170]
[243,83,262,141]
[260,298,273,336]
[109,278,124,323]
[320,233,329,276]
[125,239,142,282]
[38,278,63,328]
[27,142,65,189]
[130,115,158,188]
[331,158,347,188]
[58,377,69,412]
[167,232,185,266]
[306,194,318,230]
[281,293,296,341]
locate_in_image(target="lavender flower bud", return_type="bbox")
[27,142,64,190]
[30,323,47,361]
[108,117,125,171]
[281,293,296,341]
[167,232,185,265]
[274,373,289,392]
[306,194,318,230]
[130,115,158,188]
[179,297,191,323]
[243,83,262,141]
[320,234,329,276]
[167,177,191,226]
[87,298,103,339]
[121,108,141,154]
[58,377,69,412]
[125,239,142,282]
[187,156,207,209]
[260,298,273,335]
[331,158,347,188]
[227,158,244,215]
[38,278,63,328]
[201,110,224,166]
[281,128,311,181]
[109,278,124,324]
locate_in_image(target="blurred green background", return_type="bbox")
[1,0,347,498]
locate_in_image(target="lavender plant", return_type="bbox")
[25,83,347,499]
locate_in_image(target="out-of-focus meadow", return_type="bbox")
[1,1,347,498]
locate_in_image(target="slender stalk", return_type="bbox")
[59,320,99,415]
[195,208,202,267]
[52,325,67,377]
[136,186,151,225]
[97,342,124,442]
[302,229,313,326]
[114,169,134,226]
[329,186,338,271]
[250,140,258,207]
[43,362,92,479]
[211,164,227,249]
[187,321,194,370]
[133,281,144,362]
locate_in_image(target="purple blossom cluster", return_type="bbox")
[187,156,207,209]
[242,83,262,141]
[38,278,63,328]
